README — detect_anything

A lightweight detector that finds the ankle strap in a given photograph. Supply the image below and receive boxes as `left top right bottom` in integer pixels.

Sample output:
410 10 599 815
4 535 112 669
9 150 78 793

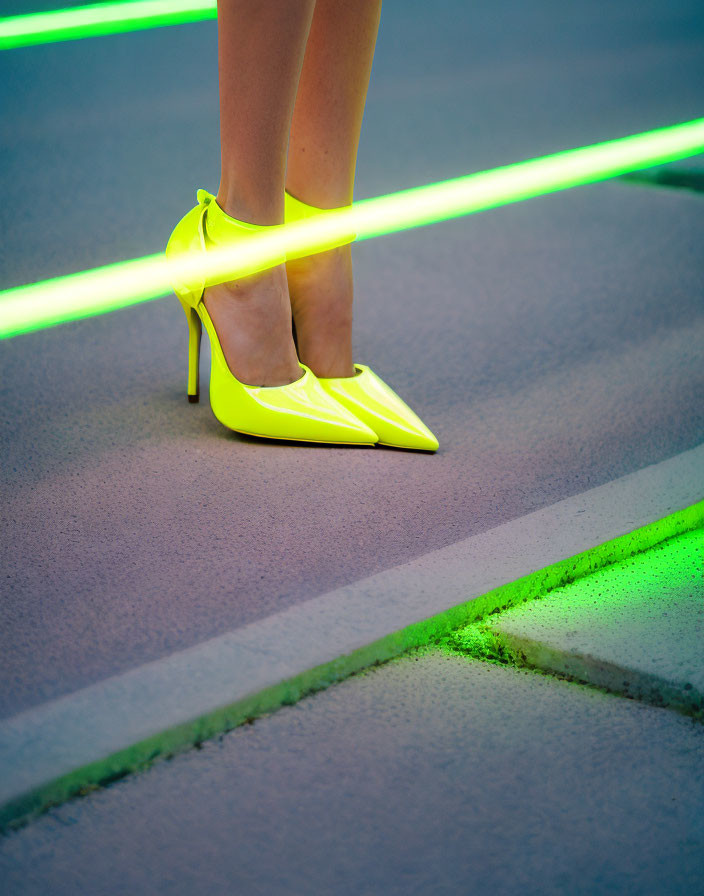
195 189 286 272
197 189 276 241
284 191 357 257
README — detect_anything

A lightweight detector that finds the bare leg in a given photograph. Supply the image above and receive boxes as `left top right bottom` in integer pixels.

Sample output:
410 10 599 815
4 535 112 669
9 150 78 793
286 0 382 378
204 0 315 387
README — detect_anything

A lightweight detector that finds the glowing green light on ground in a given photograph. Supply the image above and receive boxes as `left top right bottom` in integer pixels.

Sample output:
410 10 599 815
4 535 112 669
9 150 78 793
444 524 704 716
2 117 703 340
449 527 704 659
0 0 216 50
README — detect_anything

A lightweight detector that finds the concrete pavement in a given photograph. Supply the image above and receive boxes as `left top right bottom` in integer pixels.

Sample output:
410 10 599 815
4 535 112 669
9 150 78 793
1 651 703 895
0 0 703 855
1 452 700 831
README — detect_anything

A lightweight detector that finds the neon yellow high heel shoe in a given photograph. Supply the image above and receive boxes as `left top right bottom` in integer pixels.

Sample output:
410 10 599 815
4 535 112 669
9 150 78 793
284 191 439 452
165 189 378 446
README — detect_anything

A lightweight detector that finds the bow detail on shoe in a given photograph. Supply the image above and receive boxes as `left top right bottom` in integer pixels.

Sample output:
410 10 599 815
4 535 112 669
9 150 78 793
195 189 216 257
164 191 213 307
196 188 214 207
166 188 288 309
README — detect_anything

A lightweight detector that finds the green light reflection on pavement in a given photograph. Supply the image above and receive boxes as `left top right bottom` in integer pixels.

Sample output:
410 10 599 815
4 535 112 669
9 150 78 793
450 527 703 657
445 525 704 723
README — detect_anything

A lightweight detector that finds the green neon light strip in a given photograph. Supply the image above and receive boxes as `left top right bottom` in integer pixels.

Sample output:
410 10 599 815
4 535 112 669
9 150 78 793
2 116 703 340
0 1 216 50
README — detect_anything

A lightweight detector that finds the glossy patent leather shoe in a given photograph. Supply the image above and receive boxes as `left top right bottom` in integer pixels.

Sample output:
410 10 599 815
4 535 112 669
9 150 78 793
318 365 439 452
165 190 378 446
284 191 439 451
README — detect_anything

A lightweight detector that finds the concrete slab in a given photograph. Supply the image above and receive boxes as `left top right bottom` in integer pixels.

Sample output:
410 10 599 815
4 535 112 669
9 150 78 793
1 653 703 895
450 528 704 716
1 449 701 831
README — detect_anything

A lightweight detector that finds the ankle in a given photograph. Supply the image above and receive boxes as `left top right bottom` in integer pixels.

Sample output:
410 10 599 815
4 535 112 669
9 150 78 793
295 327 355 379
287 248 356 379
287 244 353 292
216 188 284 227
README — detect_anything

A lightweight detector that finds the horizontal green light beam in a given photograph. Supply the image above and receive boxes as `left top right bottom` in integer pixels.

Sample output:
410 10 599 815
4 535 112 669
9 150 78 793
2 117 703 340
0 0 216 50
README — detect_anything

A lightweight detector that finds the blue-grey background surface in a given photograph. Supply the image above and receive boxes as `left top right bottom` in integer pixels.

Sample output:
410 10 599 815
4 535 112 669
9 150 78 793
1 0 703 719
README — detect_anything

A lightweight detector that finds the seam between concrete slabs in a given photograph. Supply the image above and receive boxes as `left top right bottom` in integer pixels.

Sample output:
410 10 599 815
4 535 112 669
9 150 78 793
444 527 704 718
1 443 703 832
457 627 704 719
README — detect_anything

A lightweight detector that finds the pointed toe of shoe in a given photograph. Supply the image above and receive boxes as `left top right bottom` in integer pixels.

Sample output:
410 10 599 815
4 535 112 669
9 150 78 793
247 365 379 445
235 365 379 445
318 365 439 452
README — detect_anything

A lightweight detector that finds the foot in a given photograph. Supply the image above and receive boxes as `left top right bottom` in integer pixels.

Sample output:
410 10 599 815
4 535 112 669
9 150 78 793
286 244 357 379
202 264 302 387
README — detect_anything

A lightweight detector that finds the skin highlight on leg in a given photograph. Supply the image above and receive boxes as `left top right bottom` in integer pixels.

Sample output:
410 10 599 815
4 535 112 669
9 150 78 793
286 0 383 379
204 0 315 387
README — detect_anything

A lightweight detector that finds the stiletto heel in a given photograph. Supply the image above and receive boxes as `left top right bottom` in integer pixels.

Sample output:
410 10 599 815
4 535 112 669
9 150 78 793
284 191 439 451
178 295 202 403
166 190 378 445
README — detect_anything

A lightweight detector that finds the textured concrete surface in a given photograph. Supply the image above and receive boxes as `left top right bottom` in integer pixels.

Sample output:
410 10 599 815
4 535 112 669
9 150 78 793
1 0 703 720
453 527 704 716
1 652 703 895
1 0 702 878
2 451 701 830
